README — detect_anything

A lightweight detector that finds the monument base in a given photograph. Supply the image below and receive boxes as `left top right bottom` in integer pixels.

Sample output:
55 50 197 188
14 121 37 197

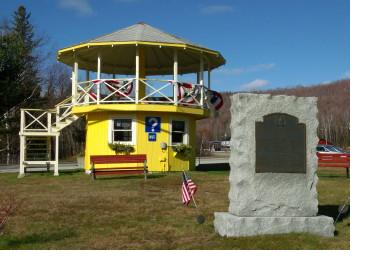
214 212 335 237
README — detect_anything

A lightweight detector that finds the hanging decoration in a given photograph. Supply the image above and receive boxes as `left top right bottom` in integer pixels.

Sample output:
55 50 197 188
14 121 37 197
176 82 201 104
206 90 224 111
105 79 133 97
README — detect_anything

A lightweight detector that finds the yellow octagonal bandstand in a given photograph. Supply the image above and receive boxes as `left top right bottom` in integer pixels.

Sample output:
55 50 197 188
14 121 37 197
18 23 225 176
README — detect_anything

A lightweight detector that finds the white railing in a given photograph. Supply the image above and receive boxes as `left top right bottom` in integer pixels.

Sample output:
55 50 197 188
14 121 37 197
20 109 56 133
55 96 73 124
20 98 74 133
73 78 208 108
75 78 136 105
20 78 209 134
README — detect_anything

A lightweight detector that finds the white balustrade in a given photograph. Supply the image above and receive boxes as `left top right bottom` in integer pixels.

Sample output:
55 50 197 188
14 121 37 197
72 78 208 108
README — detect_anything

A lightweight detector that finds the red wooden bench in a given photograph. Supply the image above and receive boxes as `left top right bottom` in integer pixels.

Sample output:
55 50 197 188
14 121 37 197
317 152 350 178
90 154 148 180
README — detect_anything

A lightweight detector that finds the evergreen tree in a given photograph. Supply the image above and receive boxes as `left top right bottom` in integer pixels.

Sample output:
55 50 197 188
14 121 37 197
0 6 43 164
11 5 42 102
0 23 23 115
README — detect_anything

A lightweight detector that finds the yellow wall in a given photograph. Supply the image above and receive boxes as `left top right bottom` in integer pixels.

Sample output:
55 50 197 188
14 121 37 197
84 111 196 172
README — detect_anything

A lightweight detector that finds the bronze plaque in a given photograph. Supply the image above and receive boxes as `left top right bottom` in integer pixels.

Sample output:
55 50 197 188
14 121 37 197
255 113 306 173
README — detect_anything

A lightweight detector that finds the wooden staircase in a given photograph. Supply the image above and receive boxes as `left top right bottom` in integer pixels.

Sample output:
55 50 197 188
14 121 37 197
18 96 79 177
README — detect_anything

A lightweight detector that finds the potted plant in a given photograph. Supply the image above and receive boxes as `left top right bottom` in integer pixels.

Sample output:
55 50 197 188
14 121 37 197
108 143 135 155
172 144 193 158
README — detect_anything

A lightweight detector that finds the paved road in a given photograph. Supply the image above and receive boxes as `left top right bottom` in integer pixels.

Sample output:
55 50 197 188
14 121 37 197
195 157 229 165
0 157 230 173
0 162 79 173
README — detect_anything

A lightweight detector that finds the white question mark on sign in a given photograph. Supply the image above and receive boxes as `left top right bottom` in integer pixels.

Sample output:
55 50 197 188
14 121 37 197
149 117 158 132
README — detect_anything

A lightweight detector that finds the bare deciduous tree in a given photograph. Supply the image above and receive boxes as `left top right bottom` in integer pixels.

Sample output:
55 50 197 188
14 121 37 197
196 79 350 154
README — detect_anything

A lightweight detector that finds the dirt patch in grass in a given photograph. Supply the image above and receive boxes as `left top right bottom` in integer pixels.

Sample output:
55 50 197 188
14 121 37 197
0 168 349 249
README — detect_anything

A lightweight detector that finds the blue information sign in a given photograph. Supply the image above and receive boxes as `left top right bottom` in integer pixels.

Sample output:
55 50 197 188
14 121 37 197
148 133 157 142
145 117 161 132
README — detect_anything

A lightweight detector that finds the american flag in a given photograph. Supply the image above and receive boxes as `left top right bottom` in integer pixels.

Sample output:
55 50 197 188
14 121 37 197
181 172 197 206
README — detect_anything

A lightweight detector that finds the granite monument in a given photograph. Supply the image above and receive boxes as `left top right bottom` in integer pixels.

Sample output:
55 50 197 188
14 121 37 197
214 93 335 237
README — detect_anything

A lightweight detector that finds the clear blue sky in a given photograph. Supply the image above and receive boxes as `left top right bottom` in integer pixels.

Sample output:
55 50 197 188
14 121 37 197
1 0 349 92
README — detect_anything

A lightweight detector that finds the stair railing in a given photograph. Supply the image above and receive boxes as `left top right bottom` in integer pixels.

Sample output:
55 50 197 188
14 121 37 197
20 109 56 134
55 96 73 124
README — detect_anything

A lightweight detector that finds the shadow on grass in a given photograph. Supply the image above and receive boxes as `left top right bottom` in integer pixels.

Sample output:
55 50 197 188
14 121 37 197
26 170 83 176
95 173 167 181
0 228 77 249
196 163 230 171
317 173 349 178
318 205 350 222
59 170 84 176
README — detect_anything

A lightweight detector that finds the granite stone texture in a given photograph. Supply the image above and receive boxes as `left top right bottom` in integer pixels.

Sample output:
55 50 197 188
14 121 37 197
213 93 335 237
228 93 319 217
214 212 335 237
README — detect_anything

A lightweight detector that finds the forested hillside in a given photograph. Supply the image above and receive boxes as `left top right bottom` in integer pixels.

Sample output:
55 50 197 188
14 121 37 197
197 79 350 149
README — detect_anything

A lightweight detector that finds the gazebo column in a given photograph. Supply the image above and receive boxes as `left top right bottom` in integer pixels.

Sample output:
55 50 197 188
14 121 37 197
85 70 90 103
97 54 101 104
72 60 78 104
199 55 204 85
173 49 178 105
207 62 211 90
135 46 146 104
196 55 205 84
199 55 205 106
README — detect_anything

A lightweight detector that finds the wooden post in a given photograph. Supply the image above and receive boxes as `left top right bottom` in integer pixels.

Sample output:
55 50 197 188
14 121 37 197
20 109 25 134
85 70 90 104
47 137 51 161
200 85 204 107
18 135 25 178
72 61 78 104
18 109 26 178
97 54 101 104
199 55 204 106
135 47 140 104
173 49 178 105
56 106 60 124
199 55 204 85
207 62 211 90
47 112 52 133
97 54 101 80
54 134 59 176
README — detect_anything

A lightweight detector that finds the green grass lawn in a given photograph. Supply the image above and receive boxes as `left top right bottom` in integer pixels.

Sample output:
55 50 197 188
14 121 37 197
0 168 349 250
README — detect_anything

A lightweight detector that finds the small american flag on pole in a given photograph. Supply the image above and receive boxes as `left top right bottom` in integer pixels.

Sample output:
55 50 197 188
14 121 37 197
181 171 197 206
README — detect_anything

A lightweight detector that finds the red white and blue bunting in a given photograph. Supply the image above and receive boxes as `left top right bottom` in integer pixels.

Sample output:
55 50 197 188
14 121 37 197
206 89 224 111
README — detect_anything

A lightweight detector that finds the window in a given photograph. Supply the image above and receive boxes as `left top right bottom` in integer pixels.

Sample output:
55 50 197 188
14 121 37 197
110 118 135 144
171 119 188 145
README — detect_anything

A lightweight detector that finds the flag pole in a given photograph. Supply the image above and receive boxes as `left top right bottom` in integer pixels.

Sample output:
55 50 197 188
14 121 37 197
183 170 198 209
191 192 198 208
182 171 205 224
